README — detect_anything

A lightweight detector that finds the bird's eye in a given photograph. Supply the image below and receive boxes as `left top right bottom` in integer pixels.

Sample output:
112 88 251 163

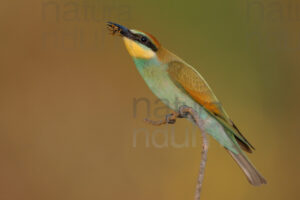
141 36 147 42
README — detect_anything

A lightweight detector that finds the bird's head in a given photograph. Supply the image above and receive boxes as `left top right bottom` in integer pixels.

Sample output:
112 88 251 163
107 22 161 59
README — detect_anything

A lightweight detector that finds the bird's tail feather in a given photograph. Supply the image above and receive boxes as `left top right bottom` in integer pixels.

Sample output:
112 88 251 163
226 149 267 186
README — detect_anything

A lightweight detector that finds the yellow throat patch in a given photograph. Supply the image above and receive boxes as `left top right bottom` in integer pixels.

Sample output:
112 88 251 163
123 37 155 59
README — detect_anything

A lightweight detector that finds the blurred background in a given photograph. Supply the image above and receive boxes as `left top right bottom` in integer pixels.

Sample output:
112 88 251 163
0 0 299 199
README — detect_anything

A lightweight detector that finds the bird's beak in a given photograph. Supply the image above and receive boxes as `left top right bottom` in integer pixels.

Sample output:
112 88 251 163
106 22 133 38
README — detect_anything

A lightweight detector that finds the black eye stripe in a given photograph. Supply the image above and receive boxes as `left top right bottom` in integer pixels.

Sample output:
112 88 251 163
133 34 158 52
122 29 158 52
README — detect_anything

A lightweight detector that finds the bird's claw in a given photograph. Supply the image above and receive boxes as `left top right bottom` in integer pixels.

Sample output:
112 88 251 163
178 105 191 118
165 113 177 124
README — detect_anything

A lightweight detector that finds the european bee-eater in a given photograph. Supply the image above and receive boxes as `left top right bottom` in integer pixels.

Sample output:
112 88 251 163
107 22 267 186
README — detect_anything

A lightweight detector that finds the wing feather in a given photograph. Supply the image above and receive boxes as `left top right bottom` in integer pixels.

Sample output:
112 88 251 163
167 60 254 152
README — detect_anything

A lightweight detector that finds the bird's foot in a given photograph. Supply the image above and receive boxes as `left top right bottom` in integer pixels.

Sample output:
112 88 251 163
144 111 179 126
178 105 192 118
144 106 194 126
165 112 178 124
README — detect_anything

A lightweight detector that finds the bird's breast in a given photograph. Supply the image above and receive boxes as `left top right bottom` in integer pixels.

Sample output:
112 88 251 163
135 61 197 111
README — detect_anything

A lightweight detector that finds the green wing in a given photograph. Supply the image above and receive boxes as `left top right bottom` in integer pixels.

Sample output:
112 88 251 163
167 60 254 152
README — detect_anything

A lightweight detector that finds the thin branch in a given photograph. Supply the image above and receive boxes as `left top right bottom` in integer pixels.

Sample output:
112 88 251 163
145 106 208 200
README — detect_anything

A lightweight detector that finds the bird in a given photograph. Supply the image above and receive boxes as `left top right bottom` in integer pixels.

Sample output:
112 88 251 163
106 22 267 186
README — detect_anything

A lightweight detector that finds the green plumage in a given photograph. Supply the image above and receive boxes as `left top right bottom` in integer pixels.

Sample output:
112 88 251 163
107 22 266 186
134 57 239 154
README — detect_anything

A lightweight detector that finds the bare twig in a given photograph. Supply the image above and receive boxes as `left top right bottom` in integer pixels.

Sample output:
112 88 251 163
145 106 208 200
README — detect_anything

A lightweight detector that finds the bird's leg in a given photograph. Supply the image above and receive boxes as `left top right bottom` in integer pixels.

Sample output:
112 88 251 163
144 111 180 126
144 106 195 125
178 105 193 118
165 112 178 124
